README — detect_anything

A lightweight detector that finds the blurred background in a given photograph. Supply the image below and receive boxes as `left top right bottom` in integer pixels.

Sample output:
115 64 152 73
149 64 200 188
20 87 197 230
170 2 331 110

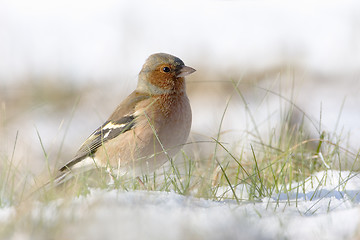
1 0 360 176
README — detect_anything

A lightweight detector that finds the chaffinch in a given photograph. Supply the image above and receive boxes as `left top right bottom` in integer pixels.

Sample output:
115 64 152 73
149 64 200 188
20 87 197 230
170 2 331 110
54 53 195 185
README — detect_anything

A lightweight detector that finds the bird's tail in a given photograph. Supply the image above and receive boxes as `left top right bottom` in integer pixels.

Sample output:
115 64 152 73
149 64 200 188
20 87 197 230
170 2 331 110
21 169 71 201
24 157 97 201
48 169 73 187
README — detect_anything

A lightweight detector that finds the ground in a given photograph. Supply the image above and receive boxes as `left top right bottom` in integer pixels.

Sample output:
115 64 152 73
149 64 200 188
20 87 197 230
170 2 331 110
1 170 359 240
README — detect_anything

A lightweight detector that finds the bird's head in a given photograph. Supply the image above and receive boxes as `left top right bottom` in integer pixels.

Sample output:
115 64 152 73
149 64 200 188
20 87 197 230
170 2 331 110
137 53 196 95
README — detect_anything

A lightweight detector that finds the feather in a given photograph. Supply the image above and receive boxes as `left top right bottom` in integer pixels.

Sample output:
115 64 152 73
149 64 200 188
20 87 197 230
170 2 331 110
59 115 136 172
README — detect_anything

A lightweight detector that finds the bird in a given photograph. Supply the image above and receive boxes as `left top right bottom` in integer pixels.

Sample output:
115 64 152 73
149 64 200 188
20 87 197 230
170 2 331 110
52 53 195 186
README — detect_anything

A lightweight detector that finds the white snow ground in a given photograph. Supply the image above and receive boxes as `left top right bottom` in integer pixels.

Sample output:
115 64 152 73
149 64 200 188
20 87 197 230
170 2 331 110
1 170 360 240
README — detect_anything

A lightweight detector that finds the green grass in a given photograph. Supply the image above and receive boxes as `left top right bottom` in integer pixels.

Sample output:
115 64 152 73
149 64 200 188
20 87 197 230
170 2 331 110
2 81 360 202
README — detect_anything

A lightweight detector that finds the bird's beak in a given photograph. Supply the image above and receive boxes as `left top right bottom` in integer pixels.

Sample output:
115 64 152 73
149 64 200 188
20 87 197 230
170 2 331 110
176 66 196 78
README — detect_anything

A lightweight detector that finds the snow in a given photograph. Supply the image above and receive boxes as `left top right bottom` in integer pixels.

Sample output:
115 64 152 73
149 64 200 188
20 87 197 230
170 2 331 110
1 170 360 239
1 0 360 169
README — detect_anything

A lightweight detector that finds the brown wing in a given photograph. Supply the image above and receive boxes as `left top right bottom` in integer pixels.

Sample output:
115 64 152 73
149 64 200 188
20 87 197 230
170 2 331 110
59 91 150 172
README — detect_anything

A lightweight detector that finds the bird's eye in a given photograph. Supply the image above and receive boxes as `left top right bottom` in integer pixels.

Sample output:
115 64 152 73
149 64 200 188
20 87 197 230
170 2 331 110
162 67 171 73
